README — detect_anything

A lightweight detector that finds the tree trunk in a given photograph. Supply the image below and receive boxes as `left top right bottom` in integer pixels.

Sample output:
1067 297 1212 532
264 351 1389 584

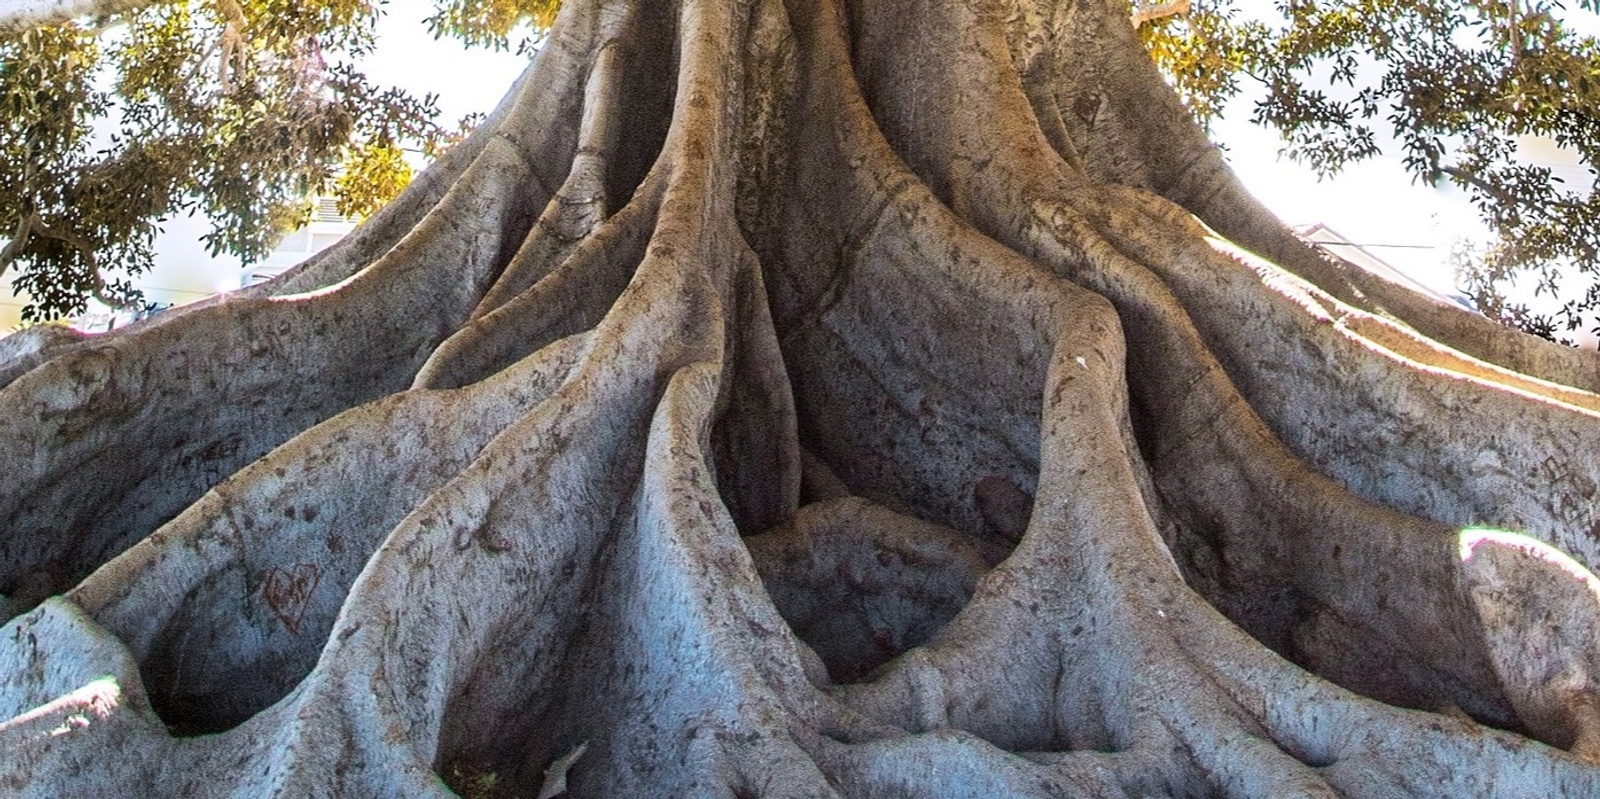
6 0 1600 795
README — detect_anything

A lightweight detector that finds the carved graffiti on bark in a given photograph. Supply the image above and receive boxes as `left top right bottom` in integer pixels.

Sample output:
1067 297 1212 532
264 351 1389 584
261 564 320 635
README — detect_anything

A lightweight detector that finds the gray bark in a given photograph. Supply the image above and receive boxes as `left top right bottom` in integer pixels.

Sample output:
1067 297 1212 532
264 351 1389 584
5 0 1600 795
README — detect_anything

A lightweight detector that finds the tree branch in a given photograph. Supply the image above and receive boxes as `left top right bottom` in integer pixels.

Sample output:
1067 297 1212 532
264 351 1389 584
0 214 31 283
216 0 246 91
26 213 129 310
1131 0 1190 26
1441 165 1522 213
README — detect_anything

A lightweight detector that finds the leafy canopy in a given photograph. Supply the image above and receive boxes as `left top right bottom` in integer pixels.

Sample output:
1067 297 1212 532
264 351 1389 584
0 0 555 321
1140 0 1600 342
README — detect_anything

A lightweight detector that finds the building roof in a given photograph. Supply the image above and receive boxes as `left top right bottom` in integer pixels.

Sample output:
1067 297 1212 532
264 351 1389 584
1296 222 1475 311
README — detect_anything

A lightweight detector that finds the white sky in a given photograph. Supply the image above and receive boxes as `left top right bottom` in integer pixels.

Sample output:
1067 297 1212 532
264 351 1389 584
362 5 531 137
1210 2 1600 299
1210 96 1480 295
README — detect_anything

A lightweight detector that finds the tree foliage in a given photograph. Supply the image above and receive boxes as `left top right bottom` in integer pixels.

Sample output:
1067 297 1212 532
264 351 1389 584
1140 0 1600 341
0 0 555 322
425 0 559 52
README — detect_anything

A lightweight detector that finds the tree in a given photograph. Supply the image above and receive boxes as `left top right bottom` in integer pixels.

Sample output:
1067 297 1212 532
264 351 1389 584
6 0 1600 795
1139 0 1600 344
0 0 468 322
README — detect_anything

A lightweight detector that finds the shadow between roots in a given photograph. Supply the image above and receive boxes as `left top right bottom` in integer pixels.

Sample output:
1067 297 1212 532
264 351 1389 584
745 496 1004 682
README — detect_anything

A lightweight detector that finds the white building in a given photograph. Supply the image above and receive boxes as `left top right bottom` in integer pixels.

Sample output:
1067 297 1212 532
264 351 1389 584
1 198 354 334
1296 222 1476 311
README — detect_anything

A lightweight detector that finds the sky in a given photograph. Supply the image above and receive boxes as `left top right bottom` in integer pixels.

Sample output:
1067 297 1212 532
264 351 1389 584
1209 4 1600 300
3 1 1598 330
0 5 532 328
362 6 531 140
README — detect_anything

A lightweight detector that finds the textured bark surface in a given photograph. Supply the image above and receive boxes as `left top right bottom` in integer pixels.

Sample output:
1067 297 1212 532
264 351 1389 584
6 0 1600 795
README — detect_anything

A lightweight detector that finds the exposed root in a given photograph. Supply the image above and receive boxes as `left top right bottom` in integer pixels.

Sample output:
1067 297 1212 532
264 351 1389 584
1006 0 1600 395
70 332 590 732
416 173 663 390
0 39 568 605
5 0 1600 795
855 0 1600 571
0 0 824 794
1022 117 1600 767
1053 188 1600 563
798 0 1600 786
471 16 639 318
1170 146 1600 395
0 323 85 390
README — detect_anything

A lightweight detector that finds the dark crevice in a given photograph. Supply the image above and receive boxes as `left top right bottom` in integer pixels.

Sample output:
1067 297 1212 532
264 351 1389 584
608 4 677 209
746 497 994 683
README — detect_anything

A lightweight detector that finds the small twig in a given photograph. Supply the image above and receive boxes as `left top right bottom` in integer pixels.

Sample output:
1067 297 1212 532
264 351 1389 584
535 741 588 799
3 139 39 281
26 212 130 310
1440 165 1521 211
1507 0 1522 62
216 0 247 91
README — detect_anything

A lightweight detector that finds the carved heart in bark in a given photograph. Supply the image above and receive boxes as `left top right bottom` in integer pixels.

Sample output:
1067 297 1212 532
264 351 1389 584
261 563 320 635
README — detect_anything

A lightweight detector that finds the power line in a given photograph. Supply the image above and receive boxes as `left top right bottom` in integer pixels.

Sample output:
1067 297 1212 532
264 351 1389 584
1318 242 1435 250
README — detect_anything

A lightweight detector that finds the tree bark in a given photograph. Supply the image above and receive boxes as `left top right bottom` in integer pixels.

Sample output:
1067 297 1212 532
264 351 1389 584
5 0 1600 795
